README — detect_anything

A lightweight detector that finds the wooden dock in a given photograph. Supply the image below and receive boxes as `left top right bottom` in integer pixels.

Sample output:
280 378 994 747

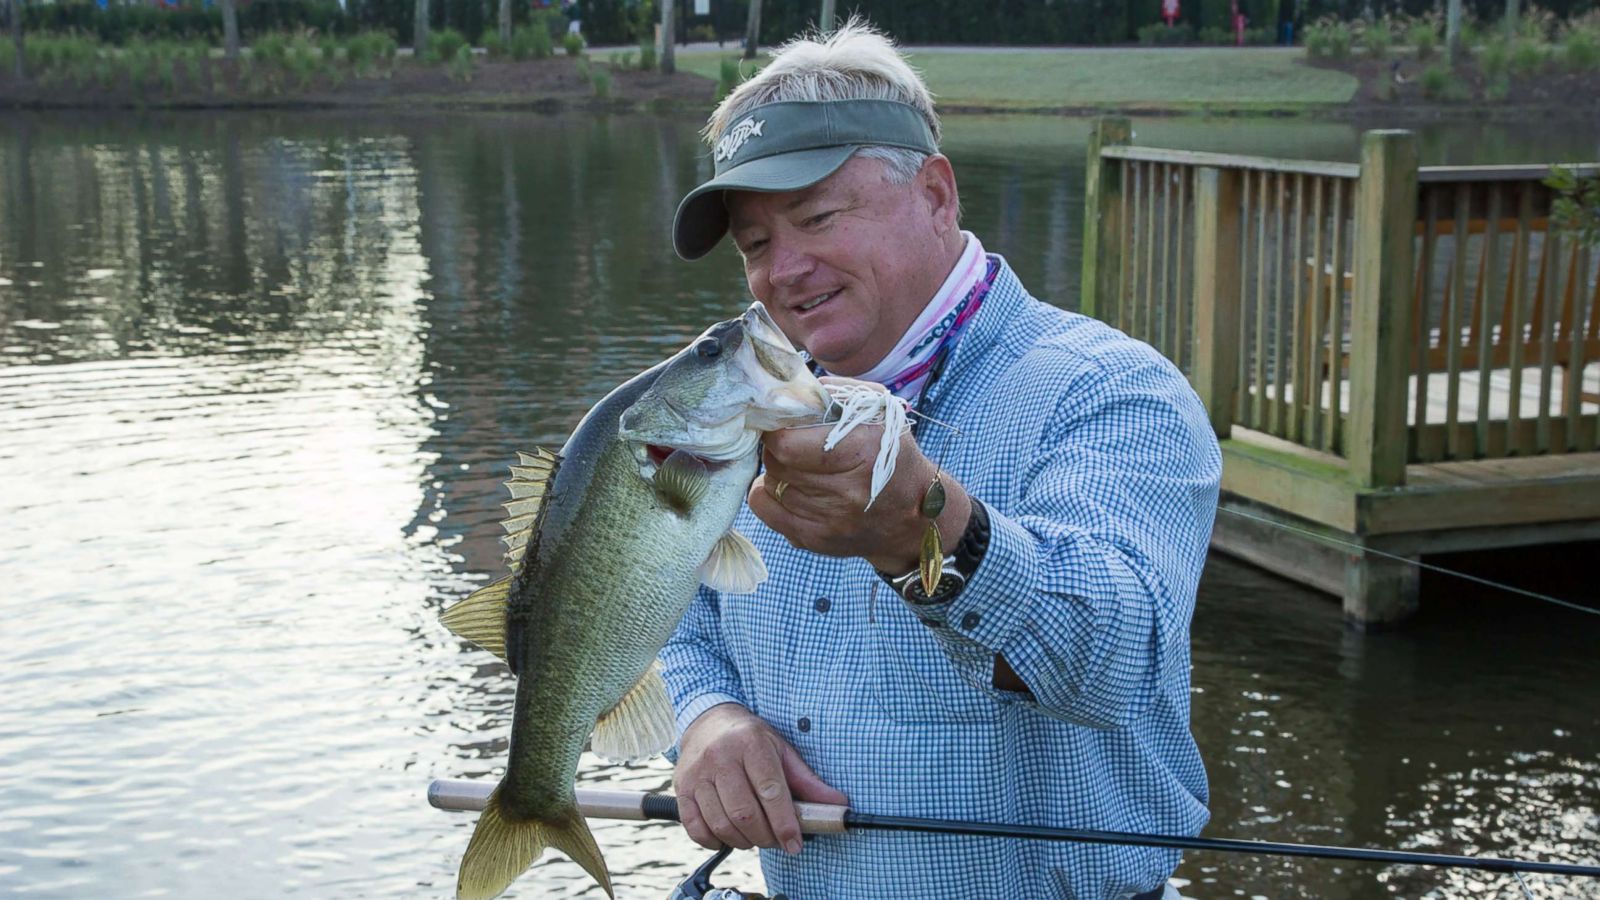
1080 118 1600 626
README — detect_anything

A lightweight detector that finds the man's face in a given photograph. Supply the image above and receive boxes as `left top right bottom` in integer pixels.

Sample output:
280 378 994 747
725 155 956 376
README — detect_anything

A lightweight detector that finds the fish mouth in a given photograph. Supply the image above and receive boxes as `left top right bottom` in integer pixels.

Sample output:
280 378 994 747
644 444 734 470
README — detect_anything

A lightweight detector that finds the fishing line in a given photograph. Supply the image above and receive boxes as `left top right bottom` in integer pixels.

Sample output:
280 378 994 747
1217 506 1599 618
1514 871 1537 900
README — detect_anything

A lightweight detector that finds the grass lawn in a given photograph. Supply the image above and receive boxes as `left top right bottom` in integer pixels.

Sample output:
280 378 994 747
674 47 1359 111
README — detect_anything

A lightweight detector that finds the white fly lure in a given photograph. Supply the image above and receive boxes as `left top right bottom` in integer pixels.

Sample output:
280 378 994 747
817 376 912 510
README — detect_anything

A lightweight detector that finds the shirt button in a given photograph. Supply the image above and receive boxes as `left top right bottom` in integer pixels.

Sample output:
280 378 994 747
813 597 830 613
960 611 981 630
797 716 811 733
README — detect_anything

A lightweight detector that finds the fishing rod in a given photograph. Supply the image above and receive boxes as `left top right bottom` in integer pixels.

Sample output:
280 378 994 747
426 779 1600 880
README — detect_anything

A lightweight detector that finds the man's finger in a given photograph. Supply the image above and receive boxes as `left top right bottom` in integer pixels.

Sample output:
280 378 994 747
694 782 750 849
780 741 850 806
677 791 720 851
714 773 779 850
745 740 803 854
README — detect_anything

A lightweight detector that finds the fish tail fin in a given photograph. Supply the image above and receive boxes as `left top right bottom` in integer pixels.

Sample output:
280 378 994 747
457 787 613 900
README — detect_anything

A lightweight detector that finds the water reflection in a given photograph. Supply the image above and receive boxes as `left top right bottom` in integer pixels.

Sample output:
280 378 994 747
0 110 1596 899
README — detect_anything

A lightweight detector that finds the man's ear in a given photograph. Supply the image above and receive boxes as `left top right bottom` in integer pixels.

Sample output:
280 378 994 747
917 154 961 236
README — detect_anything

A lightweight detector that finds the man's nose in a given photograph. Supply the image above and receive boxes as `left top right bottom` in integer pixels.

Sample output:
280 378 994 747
765 241 815 289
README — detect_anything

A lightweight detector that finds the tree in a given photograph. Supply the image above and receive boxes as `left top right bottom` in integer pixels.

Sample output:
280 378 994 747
498 0 511 48
1503 0 1520 34
820 0 836 34
743 0 761 61
1446 0 1462 61
414 0 430 58
7 0 22 80
660 0 674 73
221 0 240 61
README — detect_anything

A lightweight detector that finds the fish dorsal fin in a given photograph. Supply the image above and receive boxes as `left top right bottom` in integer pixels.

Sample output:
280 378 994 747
699 529 768 594
440 577 511 660
502 448 559 568
589 662 676 763
652 449 709 514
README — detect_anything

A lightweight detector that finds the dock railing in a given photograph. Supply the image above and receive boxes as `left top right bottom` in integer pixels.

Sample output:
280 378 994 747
1083 119 1600 490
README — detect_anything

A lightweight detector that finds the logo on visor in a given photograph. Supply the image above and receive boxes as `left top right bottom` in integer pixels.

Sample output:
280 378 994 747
713 117 766 164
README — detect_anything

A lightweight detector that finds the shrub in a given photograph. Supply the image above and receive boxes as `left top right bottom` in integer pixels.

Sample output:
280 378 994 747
1198 26 1230 45
1358 16 1393 58
1304 17 1353 60
1485 73 1511 100
1137 23 1195 46
590 63 610 98
1479 35 1512 79
253 32 290 67
481 30 506 59
1419 62 1456 99
428 27 468 65
1510 36 1545 74
715 55 740 102
512 23 553 60
1561 23 1600 71
1405 13 1440 60
448 43 474 81
639 36 656 71
1514 7 1557 42
563 32 584 56
346 31 397 77
1546 166 1600 247
284 32 322 87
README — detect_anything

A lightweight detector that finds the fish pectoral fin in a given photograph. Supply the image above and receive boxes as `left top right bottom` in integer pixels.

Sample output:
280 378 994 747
652 448 710 514
699 528 768 594
589 661 677 763
457 787 613 900
439 578 510 661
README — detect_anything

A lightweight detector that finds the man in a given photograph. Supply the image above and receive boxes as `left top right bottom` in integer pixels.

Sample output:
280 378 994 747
660 21 1220 900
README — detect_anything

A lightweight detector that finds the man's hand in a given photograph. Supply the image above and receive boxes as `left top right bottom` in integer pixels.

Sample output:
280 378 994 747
675 703 848 854
749 403 972 574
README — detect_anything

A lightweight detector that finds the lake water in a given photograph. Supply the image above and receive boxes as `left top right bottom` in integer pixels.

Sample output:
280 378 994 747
1 110 1597 900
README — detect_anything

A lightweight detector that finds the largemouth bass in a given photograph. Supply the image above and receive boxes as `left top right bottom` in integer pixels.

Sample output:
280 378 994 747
441 302 831 900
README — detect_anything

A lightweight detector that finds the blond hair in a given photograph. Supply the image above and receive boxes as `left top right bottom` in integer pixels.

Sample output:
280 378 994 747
706 19 940 184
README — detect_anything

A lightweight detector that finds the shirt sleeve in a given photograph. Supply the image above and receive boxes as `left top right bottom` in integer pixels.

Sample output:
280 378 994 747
659 585 749 742
919 357 1221 730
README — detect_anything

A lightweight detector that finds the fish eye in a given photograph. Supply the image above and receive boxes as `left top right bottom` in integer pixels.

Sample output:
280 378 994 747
695 337 722 360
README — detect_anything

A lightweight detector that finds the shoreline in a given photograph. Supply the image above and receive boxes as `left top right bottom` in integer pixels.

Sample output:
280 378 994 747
3 50 1597 123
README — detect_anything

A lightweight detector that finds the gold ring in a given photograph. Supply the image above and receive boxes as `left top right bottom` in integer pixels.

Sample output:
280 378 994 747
771 480 789 502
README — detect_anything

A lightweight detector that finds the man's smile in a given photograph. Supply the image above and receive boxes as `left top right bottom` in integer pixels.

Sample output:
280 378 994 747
794 290 839 313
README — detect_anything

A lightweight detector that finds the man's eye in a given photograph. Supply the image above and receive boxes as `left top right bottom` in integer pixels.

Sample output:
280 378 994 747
805 211 836 227
740 239 767 255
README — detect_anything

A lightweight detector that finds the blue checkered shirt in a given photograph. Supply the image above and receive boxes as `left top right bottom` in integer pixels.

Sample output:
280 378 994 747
660 256 1221 899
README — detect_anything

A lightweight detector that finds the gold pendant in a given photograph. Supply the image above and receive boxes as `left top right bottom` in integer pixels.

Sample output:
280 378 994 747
919 521 943 597
917 474 946 597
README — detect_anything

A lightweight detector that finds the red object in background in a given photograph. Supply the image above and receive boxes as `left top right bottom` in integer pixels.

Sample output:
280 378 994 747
1231 0 1246 45
1161 0 1179 26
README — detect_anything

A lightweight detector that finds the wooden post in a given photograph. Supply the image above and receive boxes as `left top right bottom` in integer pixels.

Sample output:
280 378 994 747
1343 541 1419 627
1346 130 1417 489
1080 117 1131 324
1191 166 1243 439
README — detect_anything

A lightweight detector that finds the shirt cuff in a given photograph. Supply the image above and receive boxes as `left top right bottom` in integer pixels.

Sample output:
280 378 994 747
674 691 747 740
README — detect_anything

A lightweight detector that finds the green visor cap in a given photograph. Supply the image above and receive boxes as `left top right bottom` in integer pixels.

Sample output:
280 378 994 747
672 99 939 260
